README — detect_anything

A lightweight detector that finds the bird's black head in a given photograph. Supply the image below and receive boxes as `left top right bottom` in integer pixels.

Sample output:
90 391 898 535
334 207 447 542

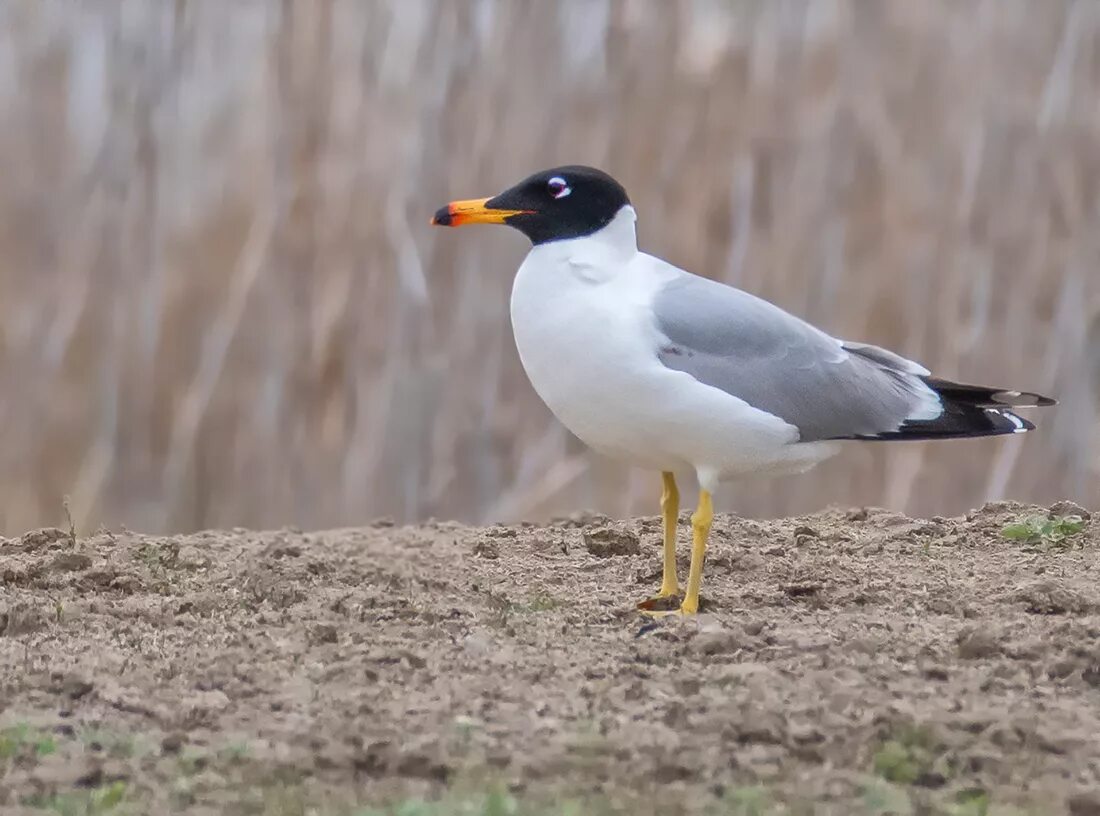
431 165 631 245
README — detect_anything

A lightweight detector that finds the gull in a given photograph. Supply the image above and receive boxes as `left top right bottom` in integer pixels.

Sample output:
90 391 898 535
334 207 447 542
432 166 1055 616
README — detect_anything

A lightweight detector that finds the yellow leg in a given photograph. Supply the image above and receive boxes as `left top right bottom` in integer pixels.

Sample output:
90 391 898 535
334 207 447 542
658 472 680 597
680 490 713 615
636 472 681 612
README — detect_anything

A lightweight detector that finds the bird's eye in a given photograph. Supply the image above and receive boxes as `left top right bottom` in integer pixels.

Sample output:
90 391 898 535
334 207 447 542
547 177 571 199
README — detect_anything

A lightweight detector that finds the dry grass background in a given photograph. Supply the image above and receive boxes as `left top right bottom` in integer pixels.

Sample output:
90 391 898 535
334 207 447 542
0 0 1097 536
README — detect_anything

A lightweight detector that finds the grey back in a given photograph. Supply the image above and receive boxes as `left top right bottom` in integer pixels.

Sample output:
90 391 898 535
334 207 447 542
652 274 939 441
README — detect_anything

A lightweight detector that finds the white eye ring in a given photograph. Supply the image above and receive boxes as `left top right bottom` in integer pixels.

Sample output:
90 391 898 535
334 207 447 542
548 177 571 199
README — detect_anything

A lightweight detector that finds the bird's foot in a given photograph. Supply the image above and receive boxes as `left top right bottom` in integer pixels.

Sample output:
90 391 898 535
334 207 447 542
636 590 702 617
636 587 683 616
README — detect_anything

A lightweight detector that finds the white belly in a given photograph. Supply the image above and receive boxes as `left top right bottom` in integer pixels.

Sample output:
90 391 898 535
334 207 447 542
509 249 839 485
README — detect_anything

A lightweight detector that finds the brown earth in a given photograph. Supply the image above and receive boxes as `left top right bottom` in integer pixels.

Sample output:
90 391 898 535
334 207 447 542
1 501 1099 816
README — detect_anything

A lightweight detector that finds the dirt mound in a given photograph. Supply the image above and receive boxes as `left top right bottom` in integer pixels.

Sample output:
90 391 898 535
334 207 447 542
1 502 1098 815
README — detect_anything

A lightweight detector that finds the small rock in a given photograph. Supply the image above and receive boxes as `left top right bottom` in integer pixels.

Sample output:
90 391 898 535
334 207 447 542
462 632 494 657
109 574 143 593
1050 501 1091 521
1037 730 1077 755
20 528 70 551
310 624 339 645
1083 660 1100 688
922 665 949 681
1069 792 1100 816
662 702 688 728
583 526 641 558
49 552 92 572
955 713 995 734
1 562 40 586
792 525 818 546
957 627 1001 659
988 725 1024 750
1017 581 1092 615
735 710 785 744
926 596 958 615
788 721 825 745
914 770 947 788
876 512 914 527
1048 658 1079 680
74 760 105 788
83 570 118 588
470 537 499 559
554 510 613 529
394 751 450 781
161 733 186 754
270 545 302 558
847 637 884 656
742 619 767 636
402 651 427 669
63 676 94 700
1005 639 1046 661
676 678 702 696
654 762 692 783
353 740 393 775
691 625 749 656
0 604 47 637
964 750 1004 775
784 582 823 598
972 500 1025 519
886 522 946 541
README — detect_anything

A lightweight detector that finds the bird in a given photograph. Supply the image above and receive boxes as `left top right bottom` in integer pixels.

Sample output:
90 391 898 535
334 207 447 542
431 165 1055 616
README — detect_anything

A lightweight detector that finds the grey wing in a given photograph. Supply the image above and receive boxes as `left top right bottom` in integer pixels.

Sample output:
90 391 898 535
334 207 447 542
652 273 942 442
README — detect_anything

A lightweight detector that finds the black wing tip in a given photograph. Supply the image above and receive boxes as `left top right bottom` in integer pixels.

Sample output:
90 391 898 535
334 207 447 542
849 406 1037 442
828 377 1053 443
921 378 1056 408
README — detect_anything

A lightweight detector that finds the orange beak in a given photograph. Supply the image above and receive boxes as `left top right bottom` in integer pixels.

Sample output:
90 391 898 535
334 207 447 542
431 197 532 227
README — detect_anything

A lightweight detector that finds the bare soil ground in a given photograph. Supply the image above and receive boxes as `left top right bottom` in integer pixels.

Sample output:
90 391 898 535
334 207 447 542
1 501 1099 816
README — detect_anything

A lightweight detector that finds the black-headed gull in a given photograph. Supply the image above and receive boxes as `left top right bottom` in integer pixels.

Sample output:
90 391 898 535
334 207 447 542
432 165 1054 616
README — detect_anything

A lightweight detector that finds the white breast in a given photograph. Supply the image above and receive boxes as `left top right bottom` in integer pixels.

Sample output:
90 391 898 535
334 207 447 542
511 253 664 463
508 208 835 487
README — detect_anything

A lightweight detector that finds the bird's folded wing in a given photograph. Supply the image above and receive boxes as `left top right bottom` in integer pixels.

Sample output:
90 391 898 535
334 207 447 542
651 272 942 442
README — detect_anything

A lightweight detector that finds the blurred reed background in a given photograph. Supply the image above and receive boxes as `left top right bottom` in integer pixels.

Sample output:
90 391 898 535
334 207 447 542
0 0 1097 536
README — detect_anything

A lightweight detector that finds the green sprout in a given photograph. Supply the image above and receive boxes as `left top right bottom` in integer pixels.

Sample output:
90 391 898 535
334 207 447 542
1001 514 1087 550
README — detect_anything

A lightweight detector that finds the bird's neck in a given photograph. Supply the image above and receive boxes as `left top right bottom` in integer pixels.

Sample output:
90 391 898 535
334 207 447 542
527 205 638 280
584 205 638 257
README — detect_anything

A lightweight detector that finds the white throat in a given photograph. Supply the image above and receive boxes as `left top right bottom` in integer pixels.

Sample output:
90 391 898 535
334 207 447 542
527 205 639 281
582 204 638 255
